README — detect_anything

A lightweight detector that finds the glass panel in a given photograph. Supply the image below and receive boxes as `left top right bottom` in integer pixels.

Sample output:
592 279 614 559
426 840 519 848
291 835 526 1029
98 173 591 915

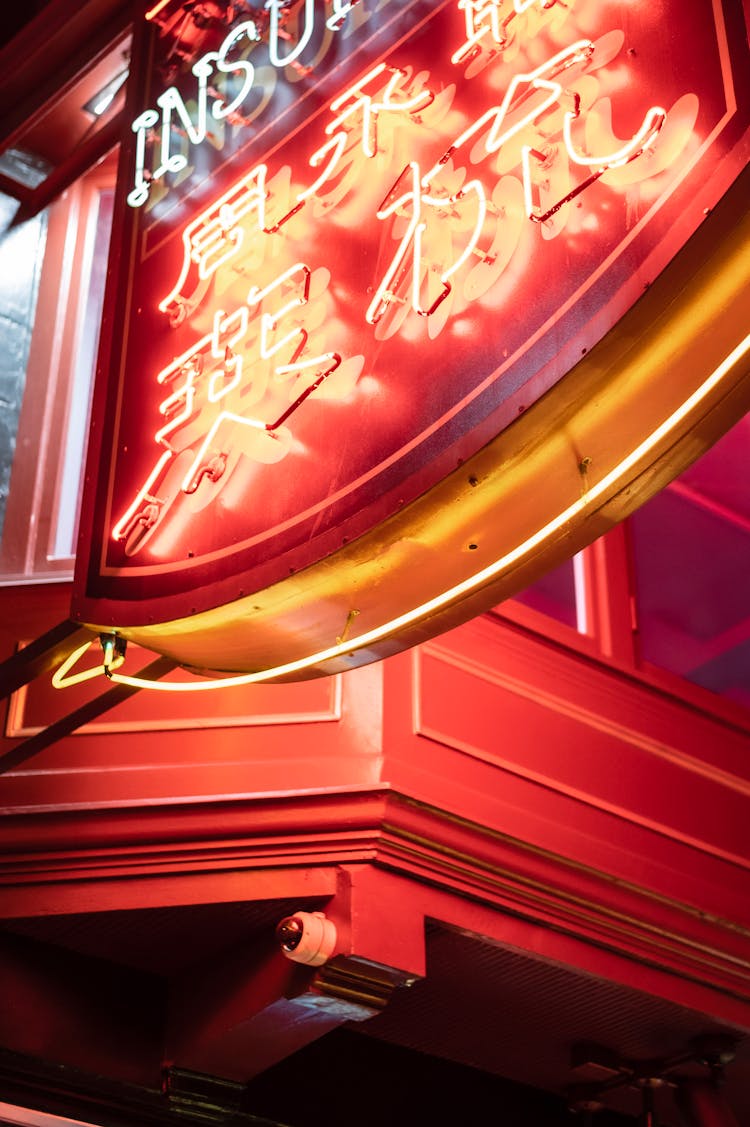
0 166 115 582
0 193 47 538
52 188 114 559
630 415 750 709
512 554 582 631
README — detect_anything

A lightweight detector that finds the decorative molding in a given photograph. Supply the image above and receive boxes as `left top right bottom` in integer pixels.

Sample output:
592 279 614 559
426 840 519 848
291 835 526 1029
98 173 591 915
416 627 750 792
375 796 750 1011
0 787 748 1021
411 628 750 870
6 652 342 738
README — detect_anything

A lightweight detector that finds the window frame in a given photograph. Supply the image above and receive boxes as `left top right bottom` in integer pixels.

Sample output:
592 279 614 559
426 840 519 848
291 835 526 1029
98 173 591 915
493 508 750 734
0 152 117 583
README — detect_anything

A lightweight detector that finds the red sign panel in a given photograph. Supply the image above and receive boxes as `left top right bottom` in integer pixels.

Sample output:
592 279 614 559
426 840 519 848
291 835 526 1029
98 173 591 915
71 0 750 680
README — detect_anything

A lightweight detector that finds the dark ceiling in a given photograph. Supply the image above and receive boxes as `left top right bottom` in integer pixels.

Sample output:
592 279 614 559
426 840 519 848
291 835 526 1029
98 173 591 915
2 901 748 1127
0 9 46 49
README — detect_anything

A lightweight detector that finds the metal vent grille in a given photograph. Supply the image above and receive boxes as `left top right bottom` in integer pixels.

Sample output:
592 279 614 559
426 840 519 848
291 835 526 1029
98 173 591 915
359 924 750 1119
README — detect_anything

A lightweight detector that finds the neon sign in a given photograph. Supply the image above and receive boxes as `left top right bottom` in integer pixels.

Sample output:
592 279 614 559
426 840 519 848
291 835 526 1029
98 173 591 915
129 20 259 208
68 0 750 685
116 23 669 551
129 1 376 207
113 262 343 552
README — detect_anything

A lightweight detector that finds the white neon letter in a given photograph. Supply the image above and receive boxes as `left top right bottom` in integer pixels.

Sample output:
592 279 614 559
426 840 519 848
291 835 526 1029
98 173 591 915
153 75 209 180
268 0 315 68
204 21 258 120
327 0 358 30
127 108 160 208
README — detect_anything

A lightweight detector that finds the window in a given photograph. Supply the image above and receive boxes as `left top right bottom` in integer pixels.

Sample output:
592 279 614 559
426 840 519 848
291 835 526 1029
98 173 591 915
0 154 48 540
511 553 586 634
498 413 750 719
0 155 115 582
630 416 750 710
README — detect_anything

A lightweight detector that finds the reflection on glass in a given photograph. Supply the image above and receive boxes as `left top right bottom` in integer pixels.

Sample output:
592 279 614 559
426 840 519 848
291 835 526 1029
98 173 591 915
512 553 583 632
0 194 48 539
630 415 750 709
53 189 114 559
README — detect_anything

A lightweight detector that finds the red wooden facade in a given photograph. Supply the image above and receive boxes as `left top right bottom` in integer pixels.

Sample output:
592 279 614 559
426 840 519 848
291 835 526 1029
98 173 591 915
0 3 749 1125
1 562 749 1123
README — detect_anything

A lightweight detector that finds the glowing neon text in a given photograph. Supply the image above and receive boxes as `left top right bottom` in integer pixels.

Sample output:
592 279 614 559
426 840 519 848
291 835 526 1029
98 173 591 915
372 39 665 321
159 65 434 319
115 5 684 557
128 2 364 208
113 264 341 552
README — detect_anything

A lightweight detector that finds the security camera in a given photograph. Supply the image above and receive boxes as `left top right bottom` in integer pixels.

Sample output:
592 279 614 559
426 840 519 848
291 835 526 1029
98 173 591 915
275 911 337 966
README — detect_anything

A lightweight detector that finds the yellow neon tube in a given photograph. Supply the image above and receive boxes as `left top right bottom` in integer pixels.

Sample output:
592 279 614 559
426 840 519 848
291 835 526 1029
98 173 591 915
53 332 750 693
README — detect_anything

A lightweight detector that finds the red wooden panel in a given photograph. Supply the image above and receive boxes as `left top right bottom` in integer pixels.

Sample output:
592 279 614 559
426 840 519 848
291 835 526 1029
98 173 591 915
0 586 384 809
8 644 341 737
414 628 750 866
379 634 750 937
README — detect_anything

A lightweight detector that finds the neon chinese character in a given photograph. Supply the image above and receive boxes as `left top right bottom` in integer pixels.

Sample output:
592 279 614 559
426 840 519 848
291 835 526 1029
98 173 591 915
433 39 665 225
453 0 563 64
439 40 595 166
183 266 341 496
113 264 341 553
366 161 487 325
523 98 666 223
325 63 434 160
276 64 434 227
453 0 511 65
159 165 270 322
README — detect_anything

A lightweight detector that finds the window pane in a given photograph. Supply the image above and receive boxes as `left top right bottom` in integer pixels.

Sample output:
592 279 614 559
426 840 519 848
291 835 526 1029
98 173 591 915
0 194 47 538
512 554 581 631
0 163 115 582
52 188 114 559
630 415 750 708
